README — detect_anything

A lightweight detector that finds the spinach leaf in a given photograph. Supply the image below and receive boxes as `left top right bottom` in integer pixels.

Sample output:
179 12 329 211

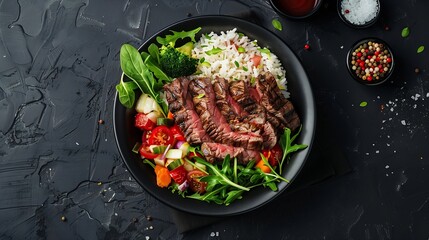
115 79 138 108
141 51 172 85
120 44 168 115
148 43 160 64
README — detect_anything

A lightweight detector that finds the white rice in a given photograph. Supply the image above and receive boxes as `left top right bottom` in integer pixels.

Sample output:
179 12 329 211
192 28 289 98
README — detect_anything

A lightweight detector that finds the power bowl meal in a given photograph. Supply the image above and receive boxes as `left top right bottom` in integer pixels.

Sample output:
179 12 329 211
114 18 313 210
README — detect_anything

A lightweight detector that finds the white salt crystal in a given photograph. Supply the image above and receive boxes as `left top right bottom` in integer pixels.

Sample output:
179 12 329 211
401 120 406 125
341 0 379 25
385 165 390 169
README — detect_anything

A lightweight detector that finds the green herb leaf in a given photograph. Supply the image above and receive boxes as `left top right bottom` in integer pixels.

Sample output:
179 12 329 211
234 61 240 67
196 93 205 99
360 101 368 107
148 43 160 64
115 79 138 108
141 52 171 84
237 47 245 53
417 45 425 53
156 27 201 47
401 27 410 38
120 44 167 115
205 47 223 55
243 66 248 71
258 47 271 55
272 19 283 31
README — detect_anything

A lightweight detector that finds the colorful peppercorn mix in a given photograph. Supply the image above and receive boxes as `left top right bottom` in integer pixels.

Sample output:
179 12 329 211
349 40 393 83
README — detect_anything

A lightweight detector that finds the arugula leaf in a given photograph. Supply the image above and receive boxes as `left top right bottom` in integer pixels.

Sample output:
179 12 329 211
195 158 250 191
279 127 307 174
156 27 202 47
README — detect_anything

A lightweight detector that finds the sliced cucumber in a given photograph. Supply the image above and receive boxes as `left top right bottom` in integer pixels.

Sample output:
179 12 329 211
157 118 174 127
154 155 165 166
149 145 167 154
178 142 191 157
135 94 148 113
132 142 141 154
136 93 164 114
146 111 162 123
165 149 183 159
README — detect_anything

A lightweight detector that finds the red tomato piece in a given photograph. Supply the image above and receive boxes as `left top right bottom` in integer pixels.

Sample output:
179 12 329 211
187 170 207 194
139 144 159 159
142 130 152 145
251 55 262 67
149 126 174 146
262 144 282 167
170 125 186 141
187 151 203 159
135 113 156 131
169 165 187 184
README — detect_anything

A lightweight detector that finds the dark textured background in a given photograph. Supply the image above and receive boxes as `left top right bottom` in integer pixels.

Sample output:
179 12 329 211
0 0 428 239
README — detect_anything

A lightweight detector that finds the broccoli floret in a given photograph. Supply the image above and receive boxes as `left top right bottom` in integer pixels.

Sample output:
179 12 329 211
159 42 198 78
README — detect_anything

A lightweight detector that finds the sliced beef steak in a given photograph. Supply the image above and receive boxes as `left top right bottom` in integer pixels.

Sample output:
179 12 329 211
163 73 300 164
188 78 263 150
229 80 278 148
253 73 301 132
201 142 261 164
163 77 211 144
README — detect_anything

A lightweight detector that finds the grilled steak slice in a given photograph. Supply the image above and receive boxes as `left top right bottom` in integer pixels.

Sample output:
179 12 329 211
253 73 300 132
213 77 258 133
201 142 261 164
189 78 263 150
229 80 278 148
163 77 212 144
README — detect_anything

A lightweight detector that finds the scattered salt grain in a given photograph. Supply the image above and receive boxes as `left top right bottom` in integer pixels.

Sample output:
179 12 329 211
376 150 380 154
76 142 79 146
385 165 390 169
401 120 406 125
341 0 380 25
426 92 429 98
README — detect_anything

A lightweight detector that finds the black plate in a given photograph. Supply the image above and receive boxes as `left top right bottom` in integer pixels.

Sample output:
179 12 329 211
113 15 316 216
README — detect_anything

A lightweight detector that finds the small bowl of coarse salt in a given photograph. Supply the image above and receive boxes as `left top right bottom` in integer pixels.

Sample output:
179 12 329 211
338 0 380 28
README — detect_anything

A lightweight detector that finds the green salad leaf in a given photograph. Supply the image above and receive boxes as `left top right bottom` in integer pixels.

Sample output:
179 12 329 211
119 44 168 114
184 127 308 205
156 27 202 47
272 19 283 31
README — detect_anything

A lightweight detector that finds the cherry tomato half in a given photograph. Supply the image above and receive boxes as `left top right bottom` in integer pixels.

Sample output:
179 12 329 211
262 144 282 167
170 125 186 142
142 130 152 145
187 170 207 194
149 126 174 146
139 144 159 159
135 113 155 131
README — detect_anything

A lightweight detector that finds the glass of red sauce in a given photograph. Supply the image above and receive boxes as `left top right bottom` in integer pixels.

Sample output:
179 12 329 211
270 0 322 19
